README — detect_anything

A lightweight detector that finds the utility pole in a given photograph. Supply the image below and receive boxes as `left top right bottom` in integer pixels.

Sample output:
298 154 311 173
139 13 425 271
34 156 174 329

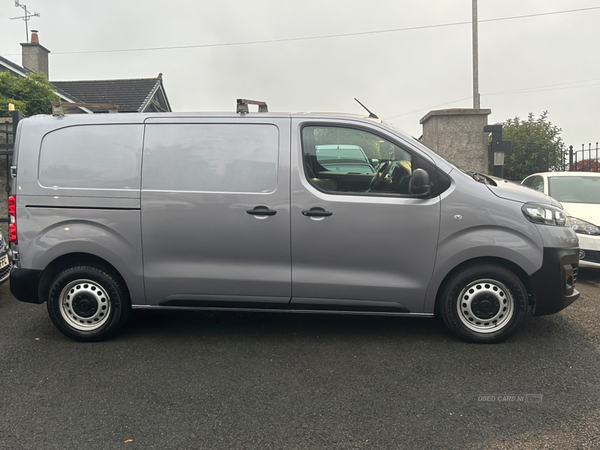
472 0 480 109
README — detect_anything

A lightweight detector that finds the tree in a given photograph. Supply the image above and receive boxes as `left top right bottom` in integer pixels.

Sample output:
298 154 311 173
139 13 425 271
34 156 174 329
499 111 564 181
0 71 59 117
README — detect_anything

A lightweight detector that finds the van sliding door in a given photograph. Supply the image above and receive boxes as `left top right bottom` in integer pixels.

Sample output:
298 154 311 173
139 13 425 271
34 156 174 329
141 118 291 307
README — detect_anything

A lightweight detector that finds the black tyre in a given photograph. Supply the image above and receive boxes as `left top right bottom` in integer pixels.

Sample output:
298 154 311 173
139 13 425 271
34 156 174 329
47 265 131 342
439 264 528 343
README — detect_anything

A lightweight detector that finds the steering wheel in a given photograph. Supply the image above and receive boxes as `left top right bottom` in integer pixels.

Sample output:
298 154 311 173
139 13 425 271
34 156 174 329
368 161 392 191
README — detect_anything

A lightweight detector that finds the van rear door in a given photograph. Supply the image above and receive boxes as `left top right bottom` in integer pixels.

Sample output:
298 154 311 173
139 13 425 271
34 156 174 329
141 117 291 307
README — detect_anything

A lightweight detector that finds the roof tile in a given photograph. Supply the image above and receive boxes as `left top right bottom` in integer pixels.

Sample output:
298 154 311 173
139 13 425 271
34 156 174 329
51 78 162 112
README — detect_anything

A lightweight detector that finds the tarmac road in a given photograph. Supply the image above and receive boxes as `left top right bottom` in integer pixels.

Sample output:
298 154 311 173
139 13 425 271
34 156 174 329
1 270 600 450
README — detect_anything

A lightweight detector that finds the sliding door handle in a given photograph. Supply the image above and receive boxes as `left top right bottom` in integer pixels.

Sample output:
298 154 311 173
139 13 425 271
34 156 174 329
302 207 333 217
246 206 277 216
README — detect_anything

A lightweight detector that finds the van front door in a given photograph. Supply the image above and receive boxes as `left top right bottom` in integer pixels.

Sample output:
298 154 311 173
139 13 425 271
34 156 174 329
290 121 440 313
141 118 291 307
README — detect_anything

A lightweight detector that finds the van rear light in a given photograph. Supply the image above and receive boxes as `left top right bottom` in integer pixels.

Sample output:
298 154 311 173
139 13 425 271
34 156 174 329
8 195 17 244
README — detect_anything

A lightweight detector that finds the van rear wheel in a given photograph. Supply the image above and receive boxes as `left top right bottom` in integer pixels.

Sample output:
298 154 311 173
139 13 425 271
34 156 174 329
47 266 130 342
439 264 528 343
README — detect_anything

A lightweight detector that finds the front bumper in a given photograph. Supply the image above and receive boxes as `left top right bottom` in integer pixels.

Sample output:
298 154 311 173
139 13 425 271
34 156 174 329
578 255 600 269
530 247 579 316
575 233 600 268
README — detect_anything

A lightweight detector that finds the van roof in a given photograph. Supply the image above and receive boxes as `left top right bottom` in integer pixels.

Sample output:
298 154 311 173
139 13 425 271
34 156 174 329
29 110 373 120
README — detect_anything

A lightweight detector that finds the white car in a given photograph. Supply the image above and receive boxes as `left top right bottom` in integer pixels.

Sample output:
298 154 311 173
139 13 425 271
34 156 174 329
522 171 600 268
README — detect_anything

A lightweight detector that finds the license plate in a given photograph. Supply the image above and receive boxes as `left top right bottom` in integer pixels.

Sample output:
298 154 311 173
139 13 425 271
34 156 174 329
0 254 9 269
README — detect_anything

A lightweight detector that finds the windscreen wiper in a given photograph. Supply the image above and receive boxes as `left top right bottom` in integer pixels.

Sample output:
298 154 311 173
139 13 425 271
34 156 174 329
467 171 497 186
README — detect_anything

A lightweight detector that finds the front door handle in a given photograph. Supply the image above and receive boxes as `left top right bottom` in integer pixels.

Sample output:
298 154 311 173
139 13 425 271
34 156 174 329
302 207 333 217
246 206 277 216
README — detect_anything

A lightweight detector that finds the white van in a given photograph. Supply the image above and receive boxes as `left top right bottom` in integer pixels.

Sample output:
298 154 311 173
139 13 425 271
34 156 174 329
9 106 580 343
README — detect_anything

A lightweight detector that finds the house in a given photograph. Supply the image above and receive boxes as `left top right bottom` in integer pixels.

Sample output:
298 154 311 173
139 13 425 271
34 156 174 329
52 77 171 113
0 31 171 114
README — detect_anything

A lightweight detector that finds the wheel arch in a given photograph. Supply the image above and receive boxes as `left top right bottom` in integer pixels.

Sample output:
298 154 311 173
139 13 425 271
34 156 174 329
38 253 130 304
433 256 533 317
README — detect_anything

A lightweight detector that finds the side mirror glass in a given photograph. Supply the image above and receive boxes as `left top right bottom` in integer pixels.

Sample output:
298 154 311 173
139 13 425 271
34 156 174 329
410 168 431 196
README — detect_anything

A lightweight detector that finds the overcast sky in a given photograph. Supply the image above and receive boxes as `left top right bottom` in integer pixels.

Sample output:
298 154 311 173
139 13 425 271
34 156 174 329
1 0 599 147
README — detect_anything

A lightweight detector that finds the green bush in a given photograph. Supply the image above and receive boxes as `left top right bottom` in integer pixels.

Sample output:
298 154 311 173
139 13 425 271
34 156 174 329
499 111 564 181
0 71 59 117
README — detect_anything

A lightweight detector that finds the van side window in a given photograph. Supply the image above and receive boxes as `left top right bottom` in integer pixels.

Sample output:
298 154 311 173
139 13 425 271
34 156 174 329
302 126 415 196
143 124 279 193
39 125 142 190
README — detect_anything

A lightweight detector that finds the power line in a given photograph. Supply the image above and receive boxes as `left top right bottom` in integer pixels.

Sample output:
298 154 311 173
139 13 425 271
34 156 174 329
385 97 473 120
485 77 600 96
384 77 600 120
43 6 600 56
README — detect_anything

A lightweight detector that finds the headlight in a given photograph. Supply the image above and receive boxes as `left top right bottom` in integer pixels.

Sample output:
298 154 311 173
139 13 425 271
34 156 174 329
522 203 567 226
566 216 600 235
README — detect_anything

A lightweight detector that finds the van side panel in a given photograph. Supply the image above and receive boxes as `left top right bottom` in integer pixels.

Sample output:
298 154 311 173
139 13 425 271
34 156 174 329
12 119 145 304
15 197 144 303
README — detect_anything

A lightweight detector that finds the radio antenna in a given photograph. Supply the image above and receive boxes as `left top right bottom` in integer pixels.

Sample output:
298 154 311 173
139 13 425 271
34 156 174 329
11 1 40 43
354 98 379 119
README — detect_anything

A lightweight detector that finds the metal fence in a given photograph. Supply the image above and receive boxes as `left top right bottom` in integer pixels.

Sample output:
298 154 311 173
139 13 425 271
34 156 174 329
569 142 600 172
533 143 600 173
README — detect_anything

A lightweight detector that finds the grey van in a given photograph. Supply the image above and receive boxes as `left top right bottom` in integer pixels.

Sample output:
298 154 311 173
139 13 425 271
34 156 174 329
9 107 579 343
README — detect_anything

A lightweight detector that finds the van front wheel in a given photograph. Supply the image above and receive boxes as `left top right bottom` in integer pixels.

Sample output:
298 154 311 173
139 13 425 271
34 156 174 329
47 266 131 341
439 264 528 343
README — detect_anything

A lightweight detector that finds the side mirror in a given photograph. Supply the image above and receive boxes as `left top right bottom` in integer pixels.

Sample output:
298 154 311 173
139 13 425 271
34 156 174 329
410 168 431 196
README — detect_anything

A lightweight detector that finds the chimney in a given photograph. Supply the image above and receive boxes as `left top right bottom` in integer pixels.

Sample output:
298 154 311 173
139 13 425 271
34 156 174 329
21 30 50 78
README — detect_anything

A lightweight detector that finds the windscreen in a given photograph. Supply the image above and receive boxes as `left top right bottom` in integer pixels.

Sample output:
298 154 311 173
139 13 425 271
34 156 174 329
548 176 600 204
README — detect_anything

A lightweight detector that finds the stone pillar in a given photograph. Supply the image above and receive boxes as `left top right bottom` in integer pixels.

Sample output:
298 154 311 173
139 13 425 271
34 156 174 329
420 108 491 173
